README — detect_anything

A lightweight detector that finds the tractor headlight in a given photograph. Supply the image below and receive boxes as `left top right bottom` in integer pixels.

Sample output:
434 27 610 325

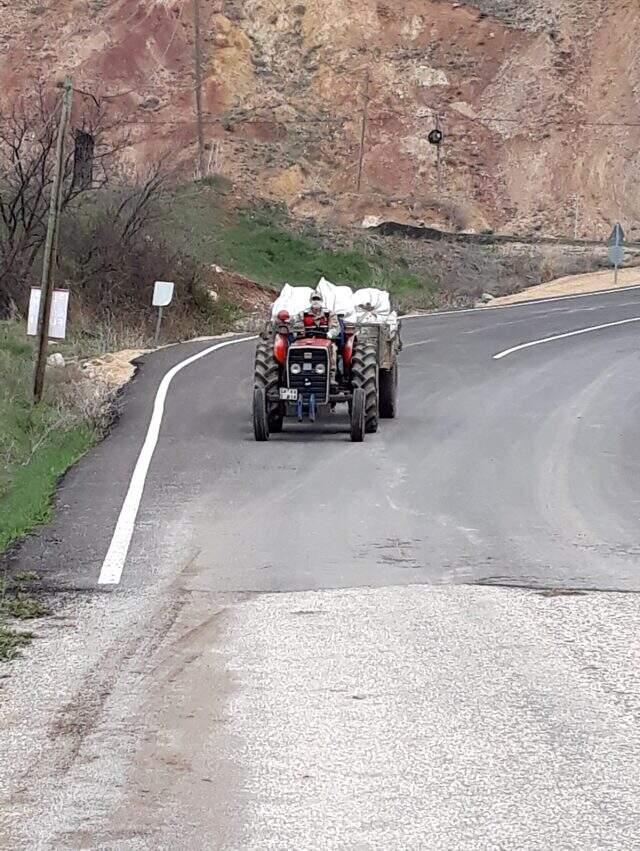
290 362 302 374
315 363 326 375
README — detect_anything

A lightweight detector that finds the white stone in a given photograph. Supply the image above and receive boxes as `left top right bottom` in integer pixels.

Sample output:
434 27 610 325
414 66 449 88
361 216 384 229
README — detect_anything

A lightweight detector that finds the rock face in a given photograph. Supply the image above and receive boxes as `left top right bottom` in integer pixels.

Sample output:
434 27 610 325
1 1 638 239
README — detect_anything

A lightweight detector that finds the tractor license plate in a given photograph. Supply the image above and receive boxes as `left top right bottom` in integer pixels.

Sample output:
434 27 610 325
280 388 298 401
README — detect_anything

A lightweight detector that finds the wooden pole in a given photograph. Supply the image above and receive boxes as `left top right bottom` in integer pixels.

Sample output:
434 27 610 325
33 77 73 404
435 113 442 193
193 0 206 178
356 69 370 193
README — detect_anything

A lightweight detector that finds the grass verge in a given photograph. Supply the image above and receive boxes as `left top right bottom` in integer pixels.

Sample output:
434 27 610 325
0 322 99 555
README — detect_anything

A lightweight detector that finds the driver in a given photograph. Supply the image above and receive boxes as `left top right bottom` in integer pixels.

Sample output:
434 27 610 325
297 292 340 388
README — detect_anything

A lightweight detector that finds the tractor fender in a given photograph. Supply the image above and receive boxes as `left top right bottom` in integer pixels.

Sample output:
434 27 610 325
273 333 289 365
342 336 355 369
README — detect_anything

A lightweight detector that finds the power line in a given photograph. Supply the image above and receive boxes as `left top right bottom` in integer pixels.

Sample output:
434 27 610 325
113 110 640 132
370 102 640 130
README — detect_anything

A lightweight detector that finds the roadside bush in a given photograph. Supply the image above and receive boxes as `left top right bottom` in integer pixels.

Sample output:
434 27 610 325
58 177 233 345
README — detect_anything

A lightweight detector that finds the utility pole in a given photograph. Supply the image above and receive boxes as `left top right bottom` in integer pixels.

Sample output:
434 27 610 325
193 0 206 179
435 113 443 193
356 69 370 193
33 76 73 405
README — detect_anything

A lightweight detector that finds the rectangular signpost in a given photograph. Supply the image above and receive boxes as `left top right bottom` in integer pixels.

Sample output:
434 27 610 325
153 281 175 345
27 288 70 339
608 223 625 286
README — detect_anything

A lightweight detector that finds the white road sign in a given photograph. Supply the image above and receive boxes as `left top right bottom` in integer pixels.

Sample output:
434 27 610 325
153 281 175 307
608 245 625 266
608 223 625 246
27 288 70 339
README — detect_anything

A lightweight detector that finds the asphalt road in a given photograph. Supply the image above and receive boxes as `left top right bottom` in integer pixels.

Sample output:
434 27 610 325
2 287 640 849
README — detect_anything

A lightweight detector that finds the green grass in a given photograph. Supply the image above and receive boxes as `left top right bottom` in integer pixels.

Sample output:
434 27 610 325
157 184 438 306
217 215 372 286
0 323 96 554
0 577 47 662
2 593 48 620
0 624 33 661
0 423 94 552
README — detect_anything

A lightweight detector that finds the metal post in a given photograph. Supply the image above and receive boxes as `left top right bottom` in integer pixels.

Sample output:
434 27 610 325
33 77 73 404
155 307 164 346
573 195 579 240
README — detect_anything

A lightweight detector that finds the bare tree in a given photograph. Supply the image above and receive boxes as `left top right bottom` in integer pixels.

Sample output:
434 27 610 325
0 84 129 316
62 160 173 307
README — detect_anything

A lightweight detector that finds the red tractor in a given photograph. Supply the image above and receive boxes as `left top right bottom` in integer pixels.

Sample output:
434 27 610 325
252 307 401 442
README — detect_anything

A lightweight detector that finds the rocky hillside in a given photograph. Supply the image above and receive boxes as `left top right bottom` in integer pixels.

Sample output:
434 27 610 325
1 0 638 239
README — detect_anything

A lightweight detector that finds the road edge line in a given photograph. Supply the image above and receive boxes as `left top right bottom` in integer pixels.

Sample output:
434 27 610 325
98 335 257 586
401 282 640 320
493 317 640 360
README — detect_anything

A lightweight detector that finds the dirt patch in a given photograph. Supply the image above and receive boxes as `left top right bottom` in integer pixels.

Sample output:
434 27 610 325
81 349 149 392
200 265 274 314
489 267 640 306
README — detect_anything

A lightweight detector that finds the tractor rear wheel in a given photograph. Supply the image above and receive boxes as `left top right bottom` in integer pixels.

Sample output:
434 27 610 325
253 387 270 441
254 337 281 435
351 341 379 434
350 388 366 442
379 362 398 419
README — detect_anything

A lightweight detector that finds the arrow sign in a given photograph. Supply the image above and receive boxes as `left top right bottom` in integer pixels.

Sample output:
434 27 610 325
609 223 625 246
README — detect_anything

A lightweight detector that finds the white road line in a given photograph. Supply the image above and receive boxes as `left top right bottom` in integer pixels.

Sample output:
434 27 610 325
403 339 433 348
493 317 640 360
401 282 640 320
98 336 257 585
97 285 640 584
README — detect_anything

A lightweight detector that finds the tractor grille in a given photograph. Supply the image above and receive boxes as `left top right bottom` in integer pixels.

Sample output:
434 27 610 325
288 347 329 403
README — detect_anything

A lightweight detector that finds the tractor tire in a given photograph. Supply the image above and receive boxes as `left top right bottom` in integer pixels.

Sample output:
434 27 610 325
350 388 366 442
253 387 270 441
254 337 280 397
351 341 379 434
254 337 281 435
379 362 398 419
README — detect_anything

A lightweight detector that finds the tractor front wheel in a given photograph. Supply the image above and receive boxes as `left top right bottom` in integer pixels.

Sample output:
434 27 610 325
253 387 270 441
350 388 366 442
